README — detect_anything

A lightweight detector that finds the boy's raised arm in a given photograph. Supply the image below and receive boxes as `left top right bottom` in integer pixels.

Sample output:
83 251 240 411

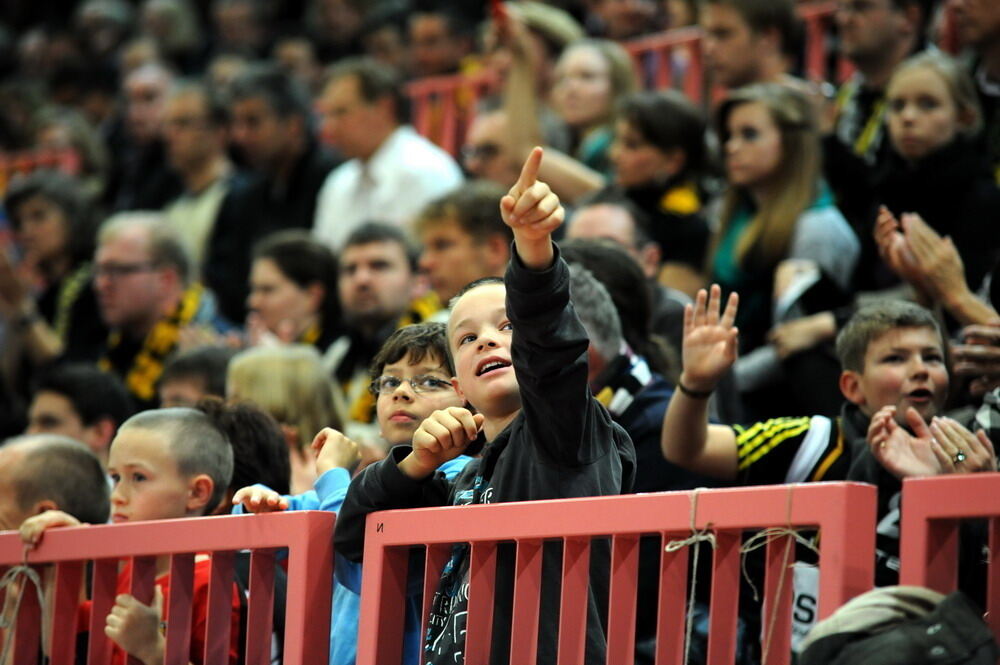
500 147 564 270
660 285 741 480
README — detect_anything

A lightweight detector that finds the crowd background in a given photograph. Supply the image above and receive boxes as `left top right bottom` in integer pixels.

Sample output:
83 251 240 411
1 0 1000 662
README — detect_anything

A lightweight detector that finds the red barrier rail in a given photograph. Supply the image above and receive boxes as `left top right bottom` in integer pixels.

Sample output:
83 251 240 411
0 511 335 665
0 147 82 195
357 482 876 665
899 473 1000 640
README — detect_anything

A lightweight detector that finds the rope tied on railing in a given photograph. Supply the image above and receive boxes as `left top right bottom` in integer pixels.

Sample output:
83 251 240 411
0 546 45 665
664 487 716 665
738 484 819 664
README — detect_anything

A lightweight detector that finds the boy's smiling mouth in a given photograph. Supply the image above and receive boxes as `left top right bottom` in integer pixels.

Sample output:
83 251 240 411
905 388 934 403
476 357 511 376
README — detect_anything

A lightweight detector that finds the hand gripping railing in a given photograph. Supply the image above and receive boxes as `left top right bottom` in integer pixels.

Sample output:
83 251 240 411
899 472 1000 640
357 482 876 665
0 511 334 665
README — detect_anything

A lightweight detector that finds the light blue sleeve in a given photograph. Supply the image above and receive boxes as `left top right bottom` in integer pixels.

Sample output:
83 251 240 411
315 467 352 513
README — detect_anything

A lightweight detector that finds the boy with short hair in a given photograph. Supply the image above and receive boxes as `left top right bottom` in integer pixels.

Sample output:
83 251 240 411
661 287 997 642
334 148 636 665
20 408 241 665
233 321 470 665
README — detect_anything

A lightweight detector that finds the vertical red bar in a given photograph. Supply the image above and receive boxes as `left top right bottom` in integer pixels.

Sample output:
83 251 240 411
440 88 459 157
88 558 119 665
203 551 235 665
283 513 335 665
606 534 639 664
422 544 451 664
815 484 875 619
655 534 689 665
164 553 194 665
465 541 497 663
356 546 408 665
557 538 591 665
684 40 704 104
13 565 42 665
760 536 794 665
804 14 826 81
244 550 276 665
49 561 84 665
508 540 542 665
128 556 157 665
706 532 740 665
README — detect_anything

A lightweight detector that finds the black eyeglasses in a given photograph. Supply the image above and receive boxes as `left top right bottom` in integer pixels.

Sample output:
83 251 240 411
93 262 160 279
369 374 453 396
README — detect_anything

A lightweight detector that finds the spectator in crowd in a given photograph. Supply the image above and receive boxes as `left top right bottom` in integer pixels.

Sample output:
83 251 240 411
26 363 133 469
208 63 339 323
33 105 111 202
94 213 227 409
824 0 929 240
358 4 409 71
198 396 292 508
661 291 998 644
272 35 324 94
701 0 801 89
74 0 135 68
0 172 107 382
872 52 1000 296
0 434 110 531
139 0 205 73
335 148 635 664
161 80 244 278
566 199 689 355
606 89 712 296
407 7 476 78
313 57 463 249
228 344 344 494
952 0 1000 180
306 0 366 62
234 322 471 665
20 408 242 665
212 0 270 58
158 346 237 408
461 108 523 186
246 230 343 350
109 61 184 211
330 223 439 430
414 181 513 304
711 83 858 420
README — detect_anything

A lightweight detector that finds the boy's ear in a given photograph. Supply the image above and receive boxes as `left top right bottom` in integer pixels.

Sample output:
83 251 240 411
186 474 215 514
839 369 866 407
451 377 466 403
32 499 59 516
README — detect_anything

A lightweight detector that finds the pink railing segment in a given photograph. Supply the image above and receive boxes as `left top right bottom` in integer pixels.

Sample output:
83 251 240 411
357 482 876 665
0 511 335 665
899 473 1000 640
0 147 81 195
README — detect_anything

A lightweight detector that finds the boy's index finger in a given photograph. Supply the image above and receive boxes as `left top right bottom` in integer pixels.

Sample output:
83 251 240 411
512 147 543 195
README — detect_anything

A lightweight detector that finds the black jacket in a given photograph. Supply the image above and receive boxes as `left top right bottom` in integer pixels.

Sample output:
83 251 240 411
334 246 636 665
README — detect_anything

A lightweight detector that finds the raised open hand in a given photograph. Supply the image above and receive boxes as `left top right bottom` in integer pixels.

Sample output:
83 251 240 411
680 284 739 393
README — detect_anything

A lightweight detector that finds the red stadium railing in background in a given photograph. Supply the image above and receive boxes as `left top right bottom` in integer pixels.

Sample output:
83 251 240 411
899 473 1000 640
0 147 81 197
356 482 877 665
0 511 334 665
407 2 842 156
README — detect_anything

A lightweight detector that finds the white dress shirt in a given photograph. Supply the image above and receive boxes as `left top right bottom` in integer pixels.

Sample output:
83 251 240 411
312 126 463 249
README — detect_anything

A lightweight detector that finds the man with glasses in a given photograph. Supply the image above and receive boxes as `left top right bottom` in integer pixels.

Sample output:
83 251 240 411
94 212 228 409
461 109 523 186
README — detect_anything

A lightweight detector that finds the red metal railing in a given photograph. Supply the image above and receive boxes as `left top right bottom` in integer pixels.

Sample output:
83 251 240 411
0 147 81 196
899 472 1000 640
356 482 876 665
0 511 335 665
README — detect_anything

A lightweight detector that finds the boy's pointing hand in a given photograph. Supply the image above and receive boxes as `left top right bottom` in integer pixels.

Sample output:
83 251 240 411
500 147 563 269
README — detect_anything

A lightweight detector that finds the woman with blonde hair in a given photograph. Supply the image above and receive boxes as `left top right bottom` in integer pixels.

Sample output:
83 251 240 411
227 344 345 494
712 83 859 351
711 83 859 420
